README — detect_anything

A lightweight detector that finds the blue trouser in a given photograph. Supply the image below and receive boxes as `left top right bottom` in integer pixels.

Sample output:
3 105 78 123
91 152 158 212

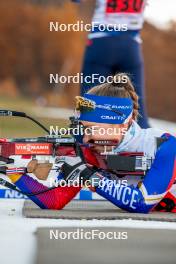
81 34 149 128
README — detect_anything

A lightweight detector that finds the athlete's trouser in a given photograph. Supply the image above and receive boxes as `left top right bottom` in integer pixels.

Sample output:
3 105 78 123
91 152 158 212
95 135 176 213
8 174 81 210
81 34 149 128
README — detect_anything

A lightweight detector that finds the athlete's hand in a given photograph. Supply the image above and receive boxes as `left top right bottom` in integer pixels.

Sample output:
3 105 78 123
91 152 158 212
60 156 95 185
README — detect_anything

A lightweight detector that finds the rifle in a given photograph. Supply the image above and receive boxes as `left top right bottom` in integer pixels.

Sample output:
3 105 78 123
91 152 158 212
0 109 165 196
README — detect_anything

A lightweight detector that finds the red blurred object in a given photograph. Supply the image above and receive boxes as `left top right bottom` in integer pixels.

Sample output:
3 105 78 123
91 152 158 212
0 142 53 157
153 192 176 213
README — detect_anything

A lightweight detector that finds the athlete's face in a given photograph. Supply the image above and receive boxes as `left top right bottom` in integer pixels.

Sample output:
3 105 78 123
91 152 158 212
82 121 129 153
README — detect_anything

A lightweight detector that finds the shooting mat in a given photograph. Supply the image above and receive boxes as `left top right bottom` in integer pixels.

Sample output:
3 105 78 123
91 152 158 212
23 200 176 222
36 227 176 264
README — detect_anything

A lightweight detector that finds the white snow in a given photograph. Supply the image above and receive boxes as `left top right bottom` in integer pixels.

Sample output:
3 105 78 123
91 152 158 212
145 0 176 29
149 118 176 136
1 199 176 264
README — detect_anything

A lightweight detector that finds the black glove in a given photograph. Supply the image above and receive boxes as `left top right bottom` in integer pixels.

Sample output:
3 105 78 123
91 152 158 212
60 156 95 184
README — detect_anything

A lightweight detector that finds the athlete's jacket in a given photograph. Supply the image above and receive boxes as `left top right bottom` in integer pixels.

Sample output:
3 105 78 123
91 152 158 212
73 0 146 30
92 0 146 30
95 121 176 213
72 0 147 38
7 121 176 213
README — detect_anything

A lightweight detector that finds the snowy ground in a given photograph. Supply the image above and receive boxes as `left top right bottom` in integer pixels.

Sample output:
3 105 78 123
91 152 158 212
0 110 175 264
1 199 176 264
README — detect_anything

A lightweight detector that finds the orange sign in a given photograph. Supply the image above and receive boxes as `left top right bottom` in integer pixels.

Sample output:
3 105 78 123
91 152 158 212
15 143 52 155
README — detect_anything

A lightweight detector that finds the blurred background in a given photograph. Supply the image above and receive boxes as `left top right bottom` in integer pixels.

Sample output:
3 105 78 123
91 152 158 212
0 0 175 136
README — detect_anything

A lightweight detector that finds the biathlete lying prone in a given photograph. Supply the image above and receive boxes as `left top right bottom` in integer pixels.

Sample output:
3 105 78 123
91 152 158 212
6 74 176 213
